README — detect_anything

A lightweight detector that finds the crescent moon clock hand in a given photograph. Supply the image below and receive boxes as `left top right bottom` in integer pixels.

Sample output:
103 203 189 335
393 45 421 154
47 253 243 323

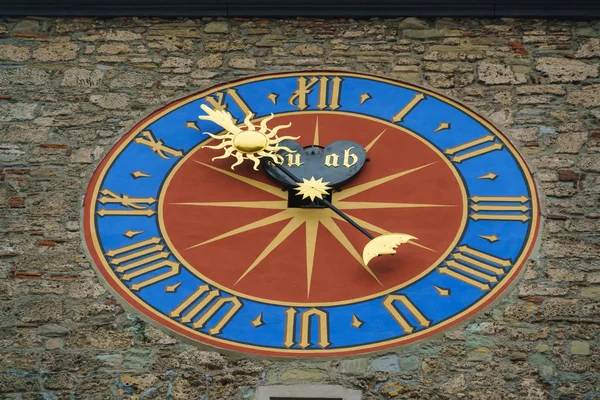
198 105 418 266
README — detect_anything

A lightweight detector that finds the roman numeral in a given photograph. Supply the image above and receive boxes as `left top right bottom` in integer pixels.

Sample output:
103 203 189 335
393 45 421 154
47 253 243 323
470 195 530 222
383 294 431 334
169 285 242 335
284 307 330 349
106 237 180 291
289 76 342 111
391 93 426 123
205 88 254 119
97 189 157 217
438 245 512 291
134 130 183 159
444 135 503 163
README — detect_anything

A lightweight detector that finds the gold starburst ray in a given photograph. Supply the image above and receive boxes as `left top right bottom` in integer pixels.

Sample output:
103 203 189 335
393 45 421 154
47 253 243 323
186 209 295 250
364 129 386 152
332 212 436 253
336 201 455 210
194 161 286 199
171 201 287 209
313 117 320 145
335 162 437 201
305 218 319 298
319 217 382 285
235 217 305 285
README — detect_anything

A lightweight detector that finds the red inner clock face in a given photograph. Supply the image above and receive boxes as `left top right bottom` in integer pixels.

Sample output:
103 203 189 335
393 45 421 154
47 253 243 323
159 113 465 304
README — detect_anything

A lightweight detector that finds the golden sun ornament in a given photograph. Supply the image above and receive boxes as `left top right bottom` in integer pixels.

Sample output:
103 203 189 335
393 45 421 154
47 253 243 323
199 104 299 170
294 177 332 201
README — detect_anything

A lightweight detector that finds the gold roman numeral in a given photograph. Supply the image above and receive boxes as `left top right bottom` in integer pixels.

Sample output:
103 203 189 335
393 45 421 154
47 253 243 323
97 189 157 217
391 93 426 123
383 294 431 334
134 130 183 159
169 285 242 335
284 308 330 349
438 245 511 291
444 135 503 163
205 88 254 118
289 76 342 111
106 237 180 291
470 195 530 222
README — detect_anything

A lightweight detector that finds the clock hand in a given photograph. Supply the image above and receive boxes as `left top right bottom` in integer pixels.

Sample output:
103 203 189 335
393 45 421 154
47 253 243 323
271 162 417 266
198 105 417 266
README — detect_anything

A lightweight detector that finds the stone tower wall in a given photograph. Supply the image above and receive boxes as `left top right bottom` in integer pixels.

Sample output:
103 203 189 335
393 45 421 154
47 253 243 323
0 16 599 399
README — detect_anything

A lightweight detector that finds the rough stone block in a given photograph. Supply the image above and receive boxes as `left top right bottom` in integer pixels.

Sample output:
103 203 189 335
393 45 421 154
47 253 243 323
536 58 598 83
280 368 327 382
556 131 588 154
0 44 30 61
567 84 600 107
478 62 526 85
370 353 400 372
19 298 63 323
204 21 229 34
61 68 104 88
570 341 590 355
0 103 37 121
33 40 78 61
403 29 441 39
398 17 430 30
90 93 130 110
228 56 257 69
340 358 368 374
575 38 600 58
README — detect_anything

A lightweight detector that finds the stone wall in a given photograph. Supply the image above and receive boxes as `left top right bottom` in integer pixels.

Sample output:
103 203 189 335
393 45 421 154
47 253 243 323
0 16 599 400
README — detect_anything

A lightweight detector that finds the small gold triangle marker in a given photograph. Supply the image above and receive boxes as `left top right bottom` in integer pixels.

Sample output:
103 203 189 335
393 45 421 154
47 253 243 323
131 170 151 179
479 234 500 243
434 122 451 132
267 93 278 105
359 93 371 105
251 313 264 327
165 282 182 293
123 230 144 238
478 172 498 180
185 121 200 130
434 285 450 296
351 314 364 329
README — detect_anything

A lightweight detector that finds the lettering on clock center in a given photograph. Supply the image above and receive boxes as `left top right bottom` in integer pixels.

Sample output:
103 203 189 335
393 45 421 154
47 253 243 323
438 245 512 291
324 147 359 168
289 76 342 111
106 237 181 291
284 307 330 349
286 153 303 167
170 285 243 335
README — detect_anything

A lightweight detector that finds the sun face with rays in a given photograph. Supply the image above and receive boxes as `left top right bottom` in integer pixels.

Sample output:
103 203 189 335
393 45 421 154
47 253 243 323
199 104 299 170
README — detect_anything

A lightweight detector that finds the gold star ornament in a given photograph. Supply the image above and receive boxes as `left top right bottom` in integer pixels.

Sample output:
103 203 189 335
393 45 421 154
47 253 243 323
294 177 332 201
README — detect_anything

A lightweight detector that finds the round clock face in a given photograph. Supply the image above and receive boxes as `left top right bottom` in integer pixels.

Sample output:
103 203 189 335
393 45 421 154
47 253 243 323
83 71 540 357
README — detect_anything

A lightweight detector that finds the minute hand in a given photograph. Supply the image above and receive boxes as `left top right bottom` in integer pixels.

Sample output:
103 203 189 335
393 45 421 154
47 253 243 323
272 162 417 266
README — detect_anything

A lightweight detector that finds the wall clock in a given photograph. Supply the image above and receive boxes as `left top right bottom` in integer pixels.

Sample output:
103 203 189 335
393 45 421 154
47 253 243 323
83 71 540 357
